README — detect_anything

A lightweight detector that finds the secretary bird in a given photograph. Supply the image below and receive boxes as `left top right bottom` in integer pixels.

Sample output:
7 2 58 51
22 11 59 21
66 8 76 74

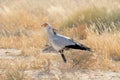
41 23 91 63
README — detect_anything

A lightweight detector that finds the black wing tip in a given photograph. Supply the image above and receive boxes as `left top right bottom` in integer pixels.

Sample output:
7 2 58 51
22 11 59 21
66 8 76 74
85 47 91 51
65 44 92 52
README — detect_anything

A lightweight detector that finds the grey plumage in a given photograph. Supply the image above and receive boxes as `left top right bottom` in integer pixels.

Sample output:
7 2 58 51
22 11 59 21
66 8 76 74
41 23 91 63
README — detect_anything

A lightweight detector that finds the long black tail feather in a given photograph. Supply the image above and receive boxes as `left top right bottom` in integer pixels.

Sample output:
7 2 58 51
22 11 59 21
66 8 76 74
65 44 91 51
61 53 67 63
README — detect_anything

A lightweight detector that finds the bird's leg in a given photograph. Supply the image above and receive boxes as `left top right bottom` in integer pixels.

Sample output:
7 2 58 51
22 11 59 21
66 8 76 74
59 50 67 63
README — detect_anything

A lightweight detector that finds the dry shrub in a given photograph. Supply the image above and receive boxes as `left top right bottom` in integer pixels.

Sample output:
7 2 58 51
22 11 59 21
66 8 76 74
70 27 120 70
86 28 120 60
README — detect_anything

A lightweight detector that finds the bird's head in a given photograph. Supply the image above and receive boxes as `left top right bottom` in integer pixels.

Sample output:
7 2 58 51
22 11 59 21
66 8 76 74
41 23 49 27
41 23 57 35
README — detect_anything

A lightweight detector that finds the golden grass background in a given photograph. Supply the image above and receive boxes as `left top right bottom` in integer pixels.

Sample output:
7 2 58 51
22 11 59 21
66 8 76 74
0 0 120 79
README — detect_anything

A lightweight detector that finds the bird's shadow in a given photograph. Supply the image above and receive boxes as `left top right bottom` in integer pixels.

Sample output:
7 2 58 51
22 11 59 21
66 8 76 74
42 45 57 53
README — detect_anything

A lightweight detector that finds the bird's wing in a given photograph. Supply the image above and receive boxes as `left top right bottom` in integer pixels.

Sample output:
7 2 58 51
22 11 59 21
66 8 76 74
51 34 76 48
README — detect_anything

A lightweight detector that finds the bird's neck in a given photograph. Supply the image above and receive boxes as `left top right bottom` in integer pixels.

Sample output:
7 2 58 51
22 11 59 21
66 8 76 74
46 26 56 38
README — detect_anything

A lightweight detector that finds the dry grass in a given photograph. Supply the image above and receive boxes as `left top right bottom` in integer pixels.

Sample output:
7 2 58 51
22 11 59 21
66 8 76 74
71 29 120 71
0 0 120 79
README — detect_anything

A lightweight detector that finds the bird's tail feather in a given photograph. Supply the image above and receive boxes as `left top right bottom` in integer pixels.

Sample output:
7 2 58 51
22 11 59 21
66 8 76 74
65 44 91 51
61 53 67 63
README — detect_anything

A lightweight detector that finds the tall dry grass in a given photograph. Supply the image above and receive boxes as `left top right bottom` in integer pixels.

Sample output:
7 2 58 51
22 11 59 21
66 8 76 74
0 0 120 79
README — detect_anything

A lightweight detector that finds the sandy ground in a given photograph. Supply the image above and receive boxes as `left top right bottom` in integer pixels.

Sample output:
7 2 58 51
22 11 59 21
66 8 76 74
24 69 120 80
0 49 120 80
